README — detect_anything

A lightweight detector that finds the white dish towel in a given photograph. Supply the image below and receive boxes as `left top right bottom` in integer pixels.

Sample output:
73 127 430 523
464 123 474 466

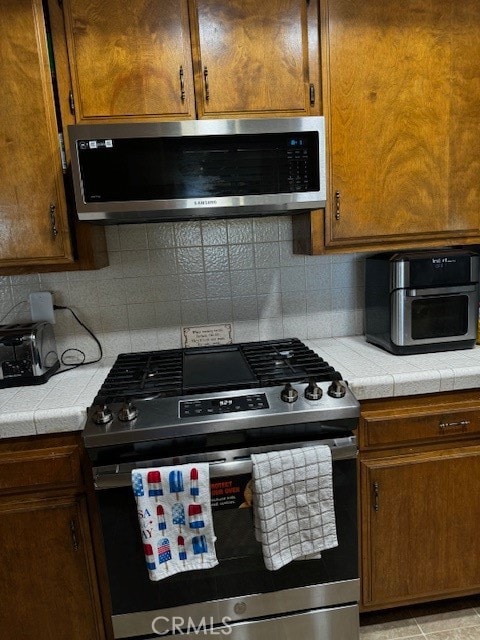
251 445 338 571
132 463 218 581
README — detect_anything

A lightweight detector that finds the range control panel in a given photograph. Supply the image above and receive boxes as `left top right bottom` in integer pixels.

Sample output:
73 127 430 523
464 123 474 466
179 393 269 418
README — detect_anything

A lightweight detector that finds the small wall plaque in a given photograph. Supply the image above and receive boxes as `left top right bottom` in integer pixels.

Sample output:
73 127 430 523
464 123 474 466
182 323 233 348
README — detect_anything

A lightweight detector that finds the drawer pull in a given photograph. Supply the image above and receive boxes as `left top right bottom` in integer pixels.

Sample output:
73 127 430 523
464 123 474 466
439 419 470 432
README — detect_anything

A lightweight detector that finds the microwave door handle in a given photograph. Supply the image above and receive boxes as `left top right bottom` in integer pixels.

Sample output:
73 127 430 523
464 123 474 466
405 285 478 297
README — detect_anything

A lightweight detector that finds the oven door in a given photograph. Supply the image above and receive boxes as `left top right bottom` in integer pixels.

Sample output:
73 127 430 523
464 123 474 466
391 285 479 346
93 438 358 640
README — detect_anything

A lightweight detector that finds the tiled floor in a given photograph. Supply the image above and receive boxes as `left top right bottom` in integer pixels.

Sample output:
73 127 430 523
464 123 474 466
360 597 480 639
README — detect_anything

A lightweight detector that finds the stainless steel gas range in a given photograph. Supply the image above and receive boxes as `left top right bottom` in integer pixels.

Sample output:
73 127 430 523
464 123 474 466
83 338 360 640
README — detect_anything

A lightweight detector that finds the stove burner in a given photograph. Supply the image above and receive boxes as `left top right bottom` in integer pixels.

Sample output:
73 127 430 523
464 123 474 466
273 350 295 366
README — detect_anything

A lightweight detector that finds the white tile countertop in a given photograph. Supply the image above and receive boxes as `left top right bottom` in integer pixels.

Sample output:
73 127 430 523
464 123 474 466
307 336 480 400
0 360 114 439
1 337 480 439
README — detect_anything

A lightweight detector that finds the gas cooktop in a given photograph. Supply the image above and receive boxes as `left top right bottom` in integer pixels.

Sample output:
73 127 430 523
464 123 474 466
93 338 339 404
84 339 359 450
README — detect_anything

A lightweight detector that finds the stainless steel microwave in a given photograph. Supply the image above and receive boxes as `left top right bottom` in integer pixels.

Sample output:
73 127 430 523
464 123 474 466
365 249 480 355
68 117 326 223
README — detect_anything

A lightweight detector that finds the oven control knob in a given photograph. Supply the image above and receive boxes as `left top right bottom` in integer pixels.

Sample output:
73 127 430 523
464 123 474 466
281 383 298 403
117 401 138 422
327 379 347 398
305 380 323 401
92 404 113 425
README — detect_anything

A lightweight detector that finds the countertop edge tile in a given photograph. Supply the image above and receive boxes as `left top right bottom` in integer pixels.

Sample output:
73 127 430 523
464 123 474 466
34 406 87 435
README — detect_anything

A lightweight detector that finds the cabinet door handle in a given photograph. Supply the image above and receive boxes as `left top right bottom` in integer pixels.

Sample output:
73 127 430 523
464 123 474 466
373 481 379 512
439 419 470 433
68 89 75 115
70 518 79 551
309 83 315 106
179 65 185 101
49 203 58 238
204 66 210 102
335 191 341 220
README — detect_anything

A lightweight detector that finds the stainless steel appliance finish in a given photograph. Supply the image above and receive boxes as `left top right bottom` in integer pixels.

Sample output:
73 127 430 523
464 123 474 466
84 339 360 640
68 117 327 223
0 322 59 387
85 382 359 449
365 249 480 354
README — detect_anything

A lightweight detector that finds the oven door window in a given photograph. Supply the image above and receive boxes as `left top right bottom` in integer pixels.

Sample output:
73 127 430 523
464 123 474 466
411 295 469 340
96 459 356 617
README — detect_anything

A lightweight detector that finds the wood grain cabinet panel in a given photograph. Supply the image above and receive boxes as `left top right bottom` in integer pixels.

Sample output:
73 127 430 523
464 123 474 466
293 0 480 254
0 0 107 274
0 496 106 640
361 446 480 607
62 0 196 121
0 445 81 495
0 0 74 268
61 0 320 122
0 433 111 639
190 0 319 118
359 391 480 612
361 409 480 449
324 0 480 248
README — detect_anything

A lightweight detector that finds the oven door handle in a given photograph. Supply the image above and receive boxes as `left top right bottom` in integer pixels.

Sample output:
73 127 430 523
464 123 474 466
93 437 357 490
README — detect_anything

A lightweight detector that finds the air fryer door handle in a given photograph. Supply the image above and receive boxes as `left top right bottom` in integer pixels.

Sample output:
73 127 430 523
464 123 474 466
405 285 478 297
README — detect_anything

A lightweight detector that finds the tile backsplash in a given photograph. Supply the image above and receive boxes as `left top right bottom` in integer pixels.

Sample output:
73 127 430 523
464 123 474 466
1 217 365 359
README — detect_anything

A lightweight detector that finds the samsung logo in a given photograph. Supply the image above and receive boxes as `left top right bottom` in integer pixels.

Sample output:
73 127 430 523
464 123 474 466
432 257 456 264
194 200 217 206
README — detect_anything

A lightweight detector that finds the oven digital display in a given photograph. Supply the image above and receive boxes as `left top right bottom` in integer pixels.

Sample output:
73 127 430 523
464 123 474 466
180 393 269 418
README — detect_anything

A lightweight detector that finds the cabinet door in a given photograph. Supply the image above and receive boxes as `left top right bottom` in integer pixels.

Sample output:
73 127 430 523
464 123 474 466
323 0 480 249
360 445 480 608
191 0 319 118
63 0 195 121
0 0 73 267
0 496 106 639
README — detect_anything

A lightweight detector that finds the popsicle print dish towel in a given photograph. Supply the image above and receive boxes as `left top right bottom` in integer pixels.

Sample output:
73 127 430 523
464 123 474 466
251 445 338 571
132 463 218 581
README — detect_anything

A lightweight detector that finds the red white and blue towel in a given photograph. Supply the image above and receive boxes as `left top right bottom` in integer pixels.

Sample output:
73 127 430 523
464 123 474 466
132 463 218 581
251 445 338 571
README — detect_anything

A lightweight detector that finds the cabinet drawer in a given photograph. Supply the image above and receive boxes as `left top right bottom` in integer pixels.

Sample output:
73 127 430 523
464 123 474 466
0 445 82 495
362 409 480 448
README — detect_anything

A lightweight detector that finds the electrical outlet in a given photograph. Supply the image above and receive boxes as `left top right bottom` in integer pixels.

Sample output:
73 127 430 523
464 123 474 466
29 291 55 324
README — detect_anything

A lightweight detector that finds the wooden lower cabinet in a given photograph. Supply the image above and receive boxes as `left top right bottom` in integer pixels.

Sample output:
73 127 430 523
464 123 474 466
359 391 480 611
0 433 112 640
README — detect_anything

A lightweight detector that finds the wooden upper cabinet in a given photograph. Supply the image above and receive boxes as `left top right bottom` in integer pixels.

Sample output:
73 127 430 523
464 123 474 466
190 0 320 118
61 0 320 122
321 0 480 251
62 0 196 121
0 0 73 267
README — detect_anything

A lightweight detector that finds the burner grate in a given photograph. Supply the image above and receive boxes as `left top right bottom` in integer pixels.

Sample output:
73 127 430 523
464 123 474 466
240 338 337 385
95 350 183 403
93 339 341 405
